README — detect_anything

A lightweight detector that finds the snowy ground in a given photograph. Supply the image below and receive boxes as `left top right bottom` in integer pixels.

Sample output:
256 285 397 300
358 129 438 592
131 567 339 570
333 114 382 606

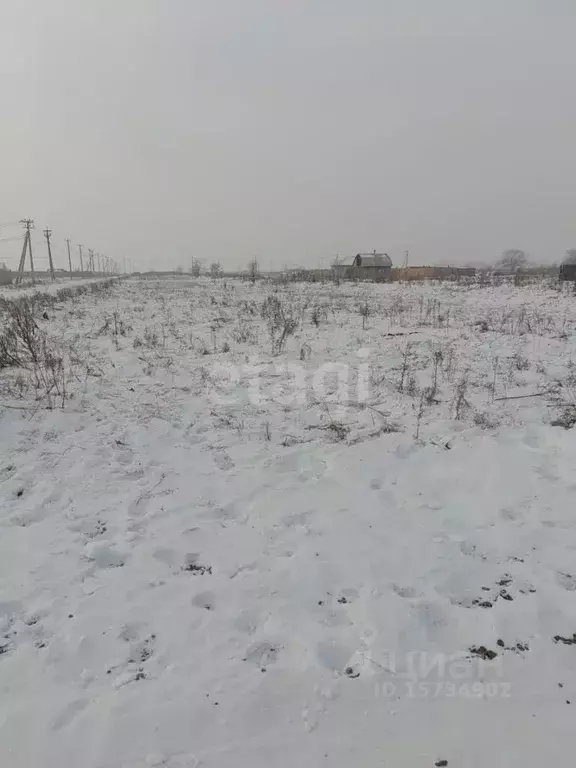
1 276 576 767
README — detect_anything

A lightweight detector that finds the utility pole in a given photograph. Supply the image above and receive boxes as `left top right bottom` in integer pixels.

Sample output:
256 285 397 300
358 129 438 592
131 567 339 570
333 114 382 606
65 238 73 279
88 249 95 273
78 244 84 274
16 219 35 284
16 230 29 284
43 228 55 280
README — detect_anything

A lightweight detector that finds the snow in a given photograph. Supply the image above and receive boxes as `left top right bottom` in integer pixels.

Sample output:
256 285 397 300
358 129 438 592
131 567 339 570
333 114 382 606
1 276 576 767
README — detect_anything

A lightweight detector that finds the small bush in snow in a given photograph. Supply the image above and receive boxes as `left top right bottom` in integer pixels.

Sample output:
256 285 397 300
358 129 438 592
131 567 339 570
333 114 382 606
551 406 576 430
261 295 298 355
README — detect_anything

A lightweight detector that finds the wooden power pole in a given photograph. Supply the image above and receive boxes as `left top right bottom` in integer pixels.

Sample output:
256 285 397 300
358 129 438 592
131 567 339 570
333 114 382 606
78 244 84 274
16 218 35 284
65 238 73 278
43 228 55 280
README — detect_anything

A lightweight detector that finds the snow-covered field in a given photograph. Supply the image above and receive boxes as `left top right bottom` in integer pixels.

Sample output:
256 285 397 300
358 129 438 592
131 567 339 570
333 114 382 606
1 275 576 767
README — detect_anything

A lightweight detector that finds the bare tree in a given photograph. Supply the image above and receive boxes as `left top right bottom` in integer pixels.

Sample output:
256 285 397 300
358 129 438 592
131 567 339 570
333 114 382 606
331 254 341 285
210 261 222 280
248 258 259 284
565 249 576 262
190 258 201 277
497 249 527 273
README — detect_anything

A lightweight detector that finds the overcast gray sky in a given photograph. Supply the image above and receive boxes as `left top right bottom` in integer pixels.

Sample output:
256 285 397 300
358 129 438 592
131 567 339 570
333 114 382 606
1 0 575 271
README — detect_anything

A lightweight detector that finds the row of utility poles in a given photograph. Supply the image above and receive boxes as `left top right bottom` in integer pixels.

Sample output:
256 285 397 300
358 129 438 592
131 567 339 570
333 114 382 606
15 218 121 285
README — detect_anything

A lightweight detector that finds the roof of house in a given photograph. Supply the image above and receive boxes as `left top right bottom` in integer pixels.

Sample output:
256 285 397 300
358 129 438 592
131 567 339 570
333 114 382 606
353 253 393 267
561 253 576 266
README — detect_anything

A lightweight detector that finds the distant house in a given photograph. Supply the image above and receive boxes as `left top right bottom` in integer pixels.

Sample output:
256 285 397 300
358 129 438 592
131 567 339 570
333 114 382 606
352 252 392 269
560 253 576 282
336 251 393 282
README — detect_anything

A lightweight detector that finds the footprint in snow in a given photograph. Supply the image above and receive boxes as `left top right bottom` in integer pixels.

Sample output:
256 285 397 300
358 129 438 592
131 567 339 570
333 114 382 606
459 541 488 560
392 584 420 599
557 572 576 591
500 506 522 522
82 541 127 569
212 450 234 471
316 639 355 673
234 609 260 635
113 445 134 467
337 588 360 604
52 699 89 731
152 547 178 567
244 641 280 668
192 591 215 611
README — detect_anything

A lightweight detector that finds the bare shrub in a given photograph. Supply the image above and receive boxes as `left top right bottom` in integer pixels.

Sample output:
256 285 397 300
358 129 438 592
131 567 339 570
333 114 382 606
473 411 500 430
398 342 413 393
143 326 159 347
327 421 349 441
231 321 257 345
512 352 530 371
261 295 297 355
427 346 444 403
358 301 370 330
414 389 428 440
442 344 457 382
247 258 259 284
310 305 326 327
4 298 40 363
0 297 74 408
0 330 22 369
406 374 418 397
55 287 74 302
238 300 258 316
551 406 576 430
30 345 68 409
452 373 471 420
